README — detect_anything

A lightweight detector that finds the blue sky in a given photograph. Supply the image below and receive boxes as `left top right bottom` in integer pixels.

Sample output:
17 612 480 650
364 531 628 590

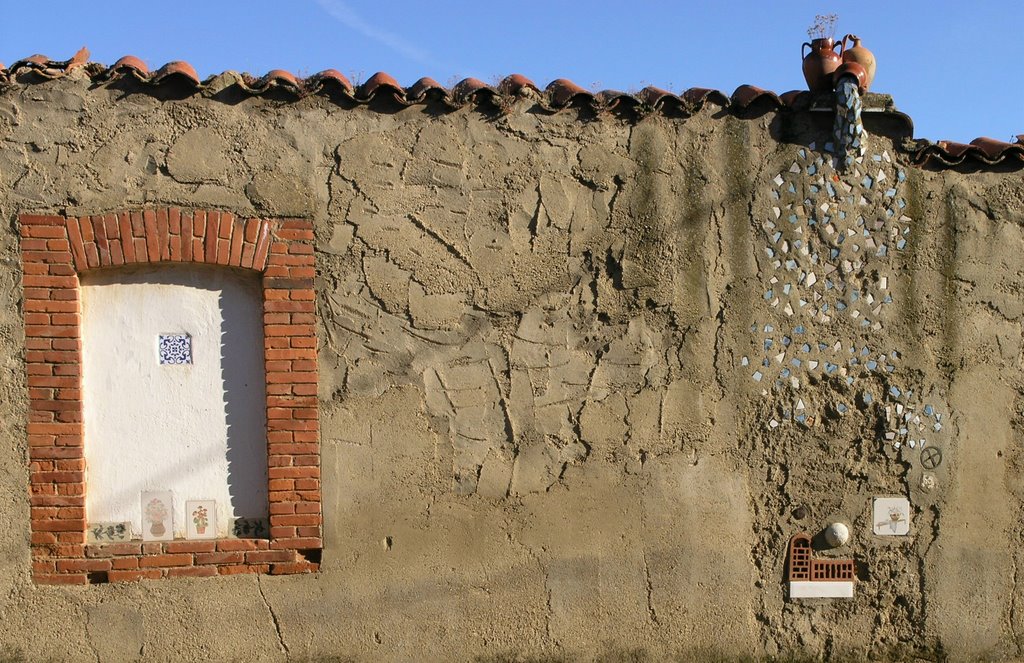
1 1 1019 143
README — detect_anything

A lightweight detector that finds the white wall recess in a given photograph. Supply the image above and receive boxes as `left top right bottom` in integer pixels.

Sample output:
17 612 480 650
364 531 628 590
82 265 268 539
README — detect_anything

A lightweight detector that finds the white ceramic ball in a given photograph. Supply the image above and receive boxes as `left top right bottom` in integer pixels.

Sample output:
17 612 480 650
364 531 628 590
824 522 850 547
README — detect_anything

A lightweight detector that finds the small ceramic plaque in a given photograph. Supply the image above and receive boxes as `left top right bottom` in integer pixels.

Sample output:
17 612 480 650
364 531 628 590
873 497 910 536
158 333 192 365
229 517 269 539
141 491 173 541
186 500 217 540
87 521 131 543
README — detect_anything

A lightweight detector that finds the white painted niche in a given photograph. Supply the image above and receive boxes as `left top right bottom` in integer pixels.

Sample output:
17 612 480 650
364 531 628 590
81 264 268 539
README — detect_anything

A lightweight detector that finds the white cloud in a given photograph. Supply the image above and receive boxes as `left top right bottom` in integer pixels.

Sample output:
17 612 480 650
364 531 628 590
312 0 438 68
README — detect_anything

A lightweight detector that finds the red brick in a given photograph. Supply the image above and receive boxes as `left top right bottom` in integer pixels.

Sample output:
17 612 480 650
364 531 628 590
193 210 206 237
119 212 136 262
217 539 269 552
205 213 219 262
164 541 216 554
219 212 235 239
269 527 295 538
181 211 194 261
269 466 320 479
20 214 64 226
272 514 321 527
270 537 322 550
167 566 217 578
29 447 83 462
142 209 158 261
22 225 68 239
157 208 170 260
264 300 315 313
195 551 244 565
93 215 110 266
218 564 266 576
33 519 85 533
110 239 125 266
56 558 111 573
244 218 260 242
253 222 273 271
169 207 181 234
270 561 318 575
139 553 192 568
129 211 144 236
35 573 88 585
216 238 230 265
245 550 295 564
31 532 58 545
66 217 88 270
277 228 314 241
23 275 77 289
241 242 256 269
86 542 142 557
134 238 148 263
109 569 162 583
21 238 49 251
42 543 85 556
111 557 140 570
226 235 247 267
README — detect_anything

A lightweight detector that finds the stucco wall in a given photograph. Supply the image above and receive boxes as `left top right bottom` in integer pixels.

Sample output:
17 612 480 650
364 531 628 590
0 69 1022 661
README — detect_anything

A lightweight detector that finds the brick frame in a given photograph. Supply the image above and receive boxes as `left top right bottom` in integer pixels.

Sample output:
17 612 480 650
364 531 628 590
20 209 321 584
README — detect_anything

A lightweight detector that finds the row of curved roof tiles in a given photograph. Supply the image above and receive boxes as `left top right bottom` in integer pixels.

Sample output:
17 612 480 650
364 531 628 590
1 49 1021 169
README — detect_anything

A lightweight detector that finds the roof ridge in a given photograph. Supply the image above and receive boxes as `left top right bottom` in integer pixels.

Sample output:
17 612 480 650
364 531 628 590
2 50 1019 169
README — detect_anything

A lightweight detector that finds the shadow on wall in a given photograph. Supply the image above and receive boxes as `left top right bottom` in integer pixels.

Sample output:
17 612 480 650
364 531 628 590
218 278 269 522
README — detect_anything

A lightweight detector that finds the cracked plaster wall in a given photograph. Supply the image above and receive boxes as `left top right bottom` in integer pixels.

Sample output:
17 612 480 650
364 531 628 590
0 71 1021 661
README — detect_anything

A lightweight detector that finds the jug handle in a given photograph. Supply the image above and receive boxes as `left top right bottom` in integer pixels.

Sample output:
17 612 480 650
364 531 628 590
802 42 812 59
839 34 851 56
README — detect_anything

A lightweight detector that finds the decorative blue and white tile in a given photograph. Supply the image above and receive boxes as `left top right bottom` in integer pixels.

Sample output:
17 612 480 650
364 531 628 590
158 333 192 365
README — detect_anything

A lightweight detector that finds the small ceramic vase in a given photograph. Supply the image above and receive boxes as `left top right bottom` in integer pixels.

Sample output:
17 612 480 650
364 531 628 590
801 38 843 93
841 35 876 92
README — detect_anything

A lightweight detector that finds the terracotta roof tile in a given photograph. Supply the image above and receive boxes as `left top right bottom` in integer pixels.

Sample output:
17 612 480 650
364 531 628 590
304 69 355 98
151 61 201 86
358 71 405 102
450 77 497 105
731 85 783 111
912 137 1024 167
108 55 149 78
4 49 1017 170
405 77 446 103
498 74 540 97
681 88 731 108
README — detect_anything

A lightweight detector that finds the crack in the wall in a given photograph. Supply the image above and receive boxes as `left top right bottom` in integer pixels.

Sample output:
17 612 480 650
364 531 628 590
83 609 101 663
406 212 474 272
641 549 659 625
256 575 289 656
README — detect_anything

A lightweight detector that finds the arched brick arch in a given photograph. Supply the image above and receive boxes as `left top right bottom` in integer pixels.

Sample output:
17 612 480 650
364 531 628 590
20 208 321 584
